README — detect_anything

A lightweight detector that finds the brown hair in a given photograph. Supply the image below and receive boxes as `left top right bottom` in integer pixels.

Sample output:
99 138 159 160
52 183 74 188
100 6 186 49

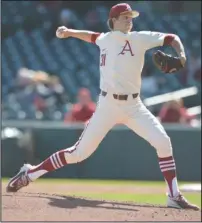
107 16 119 31
107 19 114 30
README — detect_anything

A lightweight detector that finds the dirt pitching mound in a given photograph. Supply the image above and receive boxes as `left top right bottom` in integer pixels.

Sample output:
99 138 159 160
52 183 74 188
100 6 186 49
2 190 201 221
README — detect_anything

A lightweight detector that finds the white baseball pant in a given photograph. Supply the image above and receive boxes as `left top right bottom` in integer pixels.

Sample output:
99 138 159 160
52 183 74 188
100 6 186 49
64 92 173 163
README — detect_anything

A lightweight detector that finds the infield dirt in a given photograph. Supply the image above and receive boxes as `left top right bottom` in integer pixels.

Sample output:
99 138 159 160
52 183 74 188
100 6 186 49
2 182 201 221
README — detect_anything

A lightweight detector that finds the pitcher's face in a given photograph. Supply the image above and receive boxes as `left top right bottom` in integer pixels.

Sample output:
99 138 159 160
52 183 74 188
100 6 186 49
113 14 133 33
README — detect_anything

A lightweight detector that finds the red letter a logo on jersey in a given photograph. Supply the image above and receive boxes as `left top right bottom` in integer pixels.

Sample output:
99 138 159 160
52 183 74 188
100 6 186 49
118 40 134 56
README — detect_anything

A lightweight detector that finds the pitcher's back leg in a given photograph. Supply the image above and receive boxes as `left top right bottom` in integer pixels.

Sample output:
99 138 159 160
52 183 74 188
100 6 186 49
124 101 180 201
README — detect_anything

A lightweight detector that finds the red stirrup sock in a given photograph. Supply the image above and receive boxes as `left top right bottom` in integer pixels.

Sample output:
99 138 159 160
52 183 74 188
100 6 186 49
27 150 67 181
159 156 180 197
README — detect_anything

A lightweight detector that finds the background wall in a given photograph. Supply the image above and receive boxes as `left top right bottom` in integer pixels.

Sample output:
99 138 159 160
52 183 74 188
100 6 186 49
2 123 201 181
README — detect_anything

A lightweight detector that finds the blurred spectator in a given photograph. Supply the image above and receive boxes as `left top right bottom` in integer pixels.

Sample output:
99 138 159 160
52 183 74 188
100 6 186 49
158 99 194 124
64 88 96 123
10 68 39 119
47 76 68 112
3 68 68 120
33 73 67 119
17 67 35 85
31 71 50 117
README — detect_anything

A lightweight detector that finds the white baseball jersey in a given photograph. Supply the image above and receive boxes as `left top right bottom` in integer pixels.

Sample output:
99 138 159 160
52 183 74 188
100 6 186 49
95 31 167 94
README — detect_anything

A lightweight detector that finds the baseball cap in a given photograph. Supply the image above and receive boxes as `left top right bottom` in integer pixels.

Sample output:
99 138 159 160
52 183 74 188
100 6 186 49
109 3 139 19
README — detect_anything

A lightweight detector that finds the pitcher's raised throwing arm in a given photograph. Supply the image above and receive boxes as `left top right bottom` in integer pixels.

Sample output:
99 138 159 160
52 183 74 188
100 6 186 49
56 26 101 44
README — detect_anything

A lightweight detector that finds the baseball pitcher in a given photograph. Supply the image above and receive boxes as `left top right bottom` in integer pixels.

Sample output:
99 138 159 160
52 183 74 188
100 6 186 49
7 3 199 210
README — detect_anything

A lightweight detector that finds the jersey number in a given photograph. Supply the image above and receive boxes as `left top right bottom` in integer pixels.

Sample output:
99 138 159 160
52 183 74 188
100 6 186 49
100 53 106 66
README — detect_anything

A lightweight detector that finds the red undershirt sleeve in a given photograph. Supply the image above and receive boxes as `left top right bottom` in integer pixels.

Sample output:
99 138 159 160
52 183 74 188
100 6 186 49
91 33 101 44
163 34 175 46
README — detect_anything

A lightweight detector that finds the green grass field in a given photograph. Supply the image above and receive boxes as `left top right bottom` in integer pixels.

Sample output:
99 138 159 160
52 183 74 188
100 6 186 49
2 178 201 208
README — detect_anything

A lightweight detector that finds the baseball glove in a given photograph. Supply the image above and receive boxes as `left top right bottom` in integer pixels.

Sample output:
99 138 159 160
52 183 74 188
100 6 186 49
152 50 184 73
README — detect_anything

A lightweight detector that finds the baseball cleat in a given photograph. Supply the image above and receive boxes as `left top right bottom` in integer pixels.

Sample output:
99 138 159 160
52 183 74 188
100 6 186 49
6 164 33 193
167 193 200 211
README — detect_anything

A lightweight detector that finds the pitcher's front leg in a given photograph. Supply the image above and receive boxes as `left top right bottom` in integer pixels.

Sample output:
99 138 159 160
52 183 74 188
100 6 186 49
6 97 117 192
